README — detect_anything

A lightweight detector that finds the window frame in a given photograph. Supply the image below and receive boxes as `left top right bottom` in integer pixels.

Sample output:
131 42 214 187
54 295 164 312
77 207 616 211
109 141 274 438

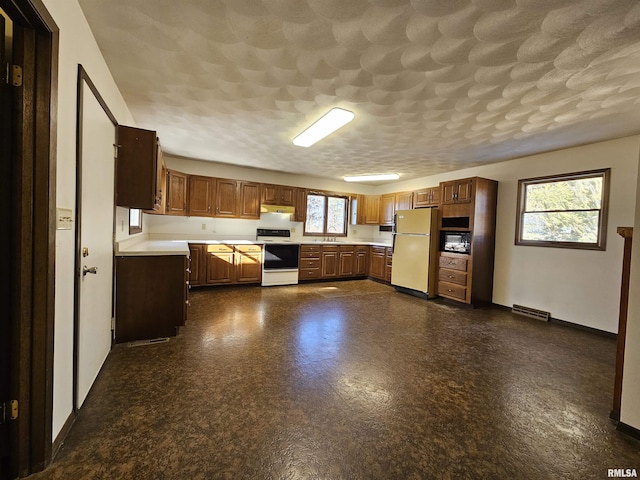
515 168 610 251
303 191 349 237
129 208 143 235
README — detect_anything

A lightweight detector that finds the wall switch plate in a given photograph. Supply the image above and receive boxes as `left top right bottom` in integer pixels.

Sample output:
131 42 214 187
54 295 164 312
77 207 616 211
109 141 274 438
56 208 73 230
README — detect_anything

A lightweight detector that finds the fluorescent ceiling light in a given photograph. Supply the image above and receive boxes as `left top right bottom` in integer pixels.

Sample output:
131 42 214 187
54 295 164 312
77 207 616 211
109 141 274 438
343 174 400 182
293 108 354 147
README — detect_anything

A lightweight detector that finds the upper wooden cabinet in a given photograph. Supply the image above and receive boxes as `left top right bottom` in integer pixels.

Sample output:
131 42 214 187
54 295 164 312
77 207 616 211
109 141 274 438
413 187 440 208
441 179 472 204
395 191 413 211
380 193 396 226
116 125 164 211
215 179 238 217
363 195 381 225
188 175 214 217
238 181 260 219
294 188 307 223
166 170 188 215
262 183 295 206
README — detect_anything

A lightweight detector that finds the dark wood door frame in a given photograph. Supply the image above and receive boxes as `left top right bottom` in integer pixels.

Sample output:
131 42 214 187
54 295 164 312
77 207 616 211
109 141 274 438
0 0 57 477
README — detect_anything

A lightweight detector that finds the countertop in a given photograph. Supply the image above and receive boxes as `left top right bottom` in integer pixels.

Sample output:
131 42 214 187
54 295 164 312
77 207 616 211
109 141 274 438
115 237 392 256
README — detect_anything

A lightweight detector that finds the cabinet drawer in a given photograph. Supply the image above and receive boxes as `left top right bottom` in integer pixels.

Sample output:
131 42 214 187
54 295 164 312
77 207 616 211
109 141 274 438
438 282 467 301
236 244 262 253
299 268 321 279
301 245 321 253
438 269 467 286
300 250 321 259
322 245 339 252
339 245 354 253
355 245 368 253
439 255 468 272
371 246 386 255
206 244 234 253
300 258 320 269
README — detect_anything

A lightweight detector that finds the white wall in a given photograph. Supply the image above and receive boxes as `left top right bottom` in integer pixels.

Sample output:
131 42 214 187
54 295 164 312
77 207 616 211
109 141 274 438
620 147 640 430
44 0 135 440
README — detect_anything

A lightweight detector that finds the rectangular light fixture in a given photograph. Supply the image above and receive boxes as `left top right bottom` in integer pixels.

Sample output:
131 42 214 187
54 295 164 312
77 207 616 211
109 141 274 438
344 173 400 182
293 107 354 147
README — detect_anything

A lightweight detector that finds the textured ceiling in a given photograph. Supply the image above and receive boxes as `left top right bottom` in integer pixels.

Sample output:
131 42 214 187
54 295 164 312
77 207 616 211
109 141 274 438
78 0 640 183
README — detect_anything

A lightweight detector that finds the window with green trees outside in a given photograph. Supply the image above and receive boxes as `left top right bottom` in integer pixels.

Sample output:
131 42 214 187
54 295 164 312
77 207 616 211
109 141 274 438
516 169 610 250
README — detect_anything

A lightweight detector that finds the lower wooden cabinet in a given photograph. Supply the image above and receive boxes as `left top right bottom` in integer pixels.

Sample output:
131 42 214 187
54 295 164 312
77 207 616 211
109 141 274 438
189 243 262 286
322 246 339 277
385 247 393 283
115 255 188 343
339 246 354 276
299 244 370 281
369 246 386 280
437 253 469 302
354 246 368 276
299 245 321 280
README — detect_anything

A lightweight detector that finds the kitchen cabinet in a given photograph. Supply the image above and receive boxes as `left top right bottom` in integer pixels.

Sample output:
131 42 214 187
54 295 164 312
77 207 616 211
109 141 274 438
116 125 166 211
413 187 440 208
369 246 386 280
354 246 369 277
204 244 235 285
262 183 295 206
215 179 238 217
380 193 396 226
339 245 354 276
437 177 498 306
115 254 188 343
364 195 381 225
322 245 339 278
441 179 472 204
188 244 206 286
294 188 307 223
188 175 214 217
385 247 393 283
238 181 261 219
235 245 262 283
395 191 413 211
166 170 188 215
299 245 321 280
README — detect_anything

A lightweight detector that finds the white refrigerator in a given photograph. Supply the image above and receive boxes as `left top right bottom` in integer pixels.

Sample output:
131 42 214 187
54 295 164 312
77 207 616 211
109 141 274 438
391 208 439 298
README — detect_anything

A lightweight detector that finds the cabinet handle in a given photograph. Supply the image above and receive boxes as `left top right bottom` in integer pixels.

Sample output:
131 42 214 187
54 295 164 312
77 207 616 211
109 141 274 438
186 269 191 273
447 289 454 292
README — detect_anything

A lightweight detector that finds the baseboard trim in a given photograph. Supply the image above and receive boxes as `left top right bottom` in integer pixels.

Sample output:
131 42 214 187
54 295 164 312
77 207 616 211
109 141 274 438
492 303 616 339
52 411 76 460
617 421 640 441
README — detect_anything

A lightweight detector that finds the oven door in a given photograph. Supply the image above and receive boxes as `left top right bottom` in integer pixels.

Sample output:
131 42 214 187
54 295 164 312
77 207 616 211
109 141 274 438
263 244 300 270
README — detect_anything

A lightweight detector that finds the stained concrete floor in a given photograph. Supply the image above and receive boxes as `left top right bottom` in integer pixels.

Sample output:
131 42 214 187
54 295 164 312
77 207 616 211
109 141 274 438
31 280 638 479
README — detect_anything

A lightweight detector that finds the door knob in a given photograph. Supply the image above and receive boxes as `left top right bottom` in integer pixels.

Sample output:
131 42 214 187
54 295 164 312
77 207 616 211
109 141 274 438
82 265 98 276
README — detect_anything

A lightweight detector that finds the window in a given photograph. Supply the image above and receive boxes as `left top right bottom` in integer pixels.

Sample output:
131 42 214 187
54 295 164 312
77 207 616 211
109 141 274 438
129 208 142 234
515 169 610 250
304 193 348 236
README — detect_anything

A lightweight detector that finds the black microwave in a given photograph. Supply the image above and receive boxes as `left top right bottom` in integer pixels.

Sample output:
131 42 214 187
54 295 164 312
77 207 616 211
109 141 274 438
441 231 471 254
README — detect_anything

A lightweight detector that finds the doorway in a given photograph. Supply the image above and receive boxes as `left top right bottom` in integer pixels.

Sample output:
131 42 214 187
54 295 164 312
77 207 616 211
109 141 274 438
0 0 57 477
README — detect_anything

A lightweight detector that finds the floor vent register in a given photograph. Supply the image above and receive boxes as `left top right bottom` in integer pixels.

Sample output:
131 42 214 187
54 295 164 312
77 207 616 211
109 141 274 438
512 304 550 322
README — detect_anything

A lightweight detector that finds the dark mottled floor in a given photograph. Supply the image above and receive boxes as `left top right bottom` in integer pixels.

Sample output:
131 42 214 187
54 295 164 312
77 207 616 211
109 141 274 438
31 280 639 479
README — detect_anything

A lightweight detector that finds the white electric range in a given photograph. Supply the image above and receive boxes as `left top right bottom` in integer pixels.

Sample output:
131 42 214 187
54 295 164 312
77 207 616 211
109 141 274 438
256 228 300 286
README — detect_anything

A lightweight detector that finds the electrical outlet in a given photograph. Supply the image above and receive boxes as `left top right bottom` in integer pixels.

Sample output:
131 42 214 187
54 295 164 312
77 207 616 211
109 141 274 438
291 227 296 233
201 223 206 230
353 229 357 235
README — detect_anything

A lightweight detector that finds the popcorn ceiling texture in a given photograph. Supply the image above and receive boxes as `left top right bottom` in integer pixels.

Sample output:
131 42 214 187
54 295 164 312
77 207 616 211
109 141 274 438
79 0 640 182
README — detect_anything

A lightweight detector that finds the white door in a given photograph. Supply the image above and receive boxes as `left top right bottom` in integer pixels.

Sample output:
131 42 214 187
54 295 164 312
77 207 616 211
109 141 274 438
76 81 116 408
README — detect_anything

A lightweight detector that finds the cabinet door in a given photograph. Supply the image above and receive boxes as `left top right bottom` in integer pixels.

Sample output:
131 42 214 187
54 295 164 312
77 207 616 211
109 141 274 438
294 188 307 223
429 187 441 206
188 244 205 286
364 195 381 225
380 193 395 225
322 251 338 277
456 179 473 203
441 181 456 204
369 252 386 279
205 247 235 284
188 176 214 217
235 246 262 284
355 250 368 276
215 179 238 217
166 170 188 215
413 189 431 208
339 251 354 276
280 186 295 206
238 181 260 219
395 191 413 211
116 125 158 209
261 184 279 205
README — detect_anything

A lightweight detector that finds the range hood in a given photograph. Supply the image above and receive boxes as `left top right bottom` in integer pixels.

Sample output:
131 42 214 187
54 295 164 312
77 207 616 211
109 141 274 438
260 204 295 215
